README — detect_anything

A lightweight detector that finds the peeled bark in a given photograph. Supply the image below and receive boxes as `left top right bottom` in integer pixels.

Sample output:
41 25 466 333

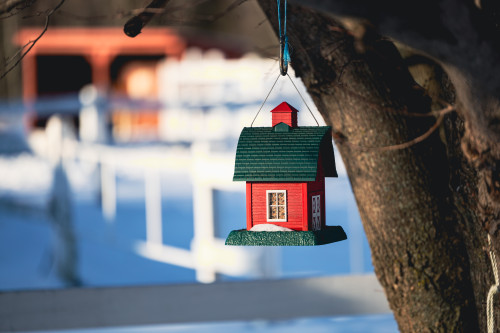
257 1 497 331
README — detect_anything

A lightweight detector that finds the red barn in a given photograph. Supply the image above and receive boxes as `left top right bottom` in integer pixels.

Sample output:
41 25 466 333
226 102 346 246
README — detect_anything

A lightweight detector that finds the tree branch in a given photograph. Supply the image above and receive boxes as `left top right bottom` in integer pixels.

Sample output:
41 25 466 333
292 0 500 177
290 0 476 55
57 0 210 25
0 0 35 15
334 103 455 152
123 0 170 37
0 0 65 80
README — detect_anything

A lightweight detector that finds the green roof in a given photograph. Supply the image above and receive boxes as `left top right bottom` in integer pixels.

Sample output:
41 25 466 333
233 124 337 181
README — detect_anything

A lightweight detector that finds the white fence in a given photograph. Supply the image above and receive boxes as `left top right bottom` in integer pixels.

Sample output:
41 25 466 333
34 115 280 284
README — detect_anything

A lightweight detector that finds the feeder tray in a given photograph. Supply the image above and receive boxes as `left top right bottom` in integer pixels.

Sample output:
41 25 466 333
225 226 347 246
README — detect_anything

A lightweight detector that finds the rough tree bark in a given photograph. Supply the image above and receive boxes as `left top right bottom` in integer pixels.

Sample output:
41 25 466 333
257 1 499 332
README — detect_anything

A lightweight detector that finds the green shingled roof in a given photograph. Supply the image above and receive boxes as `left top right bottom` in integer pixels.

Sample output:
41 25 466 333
233 124 338 181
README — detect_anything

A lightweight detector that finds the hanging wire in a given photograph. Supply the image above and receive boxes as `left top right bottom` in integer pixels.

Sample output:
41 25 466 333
250 74 281 127
250 0 319 127
286 73 319 126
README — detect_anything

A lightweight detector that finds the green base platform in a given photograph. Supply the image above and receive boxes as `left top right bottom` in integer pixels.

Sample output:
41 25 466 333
225 226 347 246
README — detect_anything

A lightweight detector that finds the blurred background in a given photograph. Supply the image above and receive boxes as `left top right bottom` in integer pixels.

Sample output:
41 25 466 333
0 0 396 331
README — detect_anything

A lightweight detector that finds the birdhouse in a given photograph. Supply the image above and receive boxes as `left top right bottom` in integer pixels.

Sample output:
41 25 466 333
225 102 347 246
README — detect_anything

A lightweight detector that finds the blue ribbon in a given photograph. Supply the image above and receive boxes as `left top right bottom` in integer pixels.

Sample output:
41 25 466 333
277 0 290 75
284 36 290 62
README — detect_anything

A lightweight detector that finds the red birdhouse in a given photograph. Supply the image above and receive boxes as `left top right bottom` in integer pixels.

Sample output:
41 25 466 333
225 102 347 246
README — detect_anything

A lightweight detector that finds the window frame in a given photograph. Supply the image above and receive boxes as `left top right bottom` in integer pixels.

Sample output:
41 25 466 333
266 190 287 222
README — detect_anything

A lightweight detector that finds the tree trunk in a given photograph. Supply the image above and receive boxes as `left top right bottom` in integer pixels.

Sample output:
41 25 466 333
257 1 496 332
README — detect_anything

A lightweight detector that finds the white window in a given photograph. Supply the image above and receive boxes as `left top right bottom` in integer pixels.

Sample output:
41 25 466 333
266 190 287 222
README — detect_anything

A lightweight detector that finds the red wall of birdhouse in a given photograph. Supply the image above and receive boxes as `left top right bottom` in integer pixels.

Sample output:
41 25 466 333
245 159 327 231
247 182 305 231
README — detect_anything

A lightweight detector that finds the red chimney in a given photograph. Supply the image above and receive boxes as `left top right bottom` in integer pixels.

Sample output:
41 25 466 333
271 102 298 127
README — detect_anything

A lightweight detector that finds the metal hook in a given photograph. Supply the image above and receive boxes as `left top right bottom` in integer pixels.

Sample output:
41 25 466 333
279 37 288 76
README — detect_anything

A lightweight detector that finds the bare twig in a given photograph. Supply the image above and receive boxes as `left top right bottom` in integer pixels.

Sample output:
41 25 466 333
210 0 247 22
334 103 455 152
3 39 30 64
0 0 65 80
